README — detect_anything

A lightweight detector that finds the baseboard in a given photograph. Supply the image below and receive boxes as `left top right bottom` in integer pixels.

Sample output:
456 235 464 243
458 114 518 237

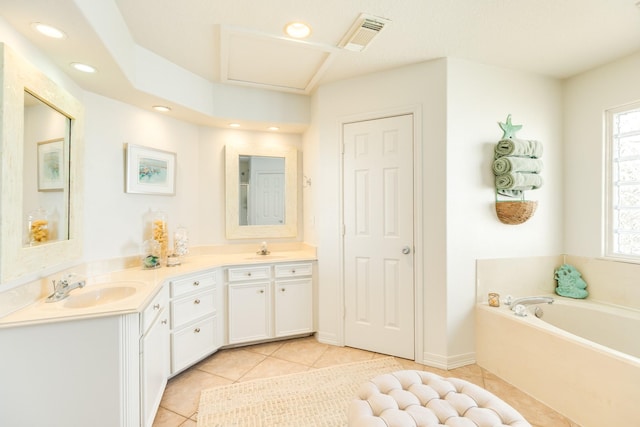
421 351 476 370
315 331 340 346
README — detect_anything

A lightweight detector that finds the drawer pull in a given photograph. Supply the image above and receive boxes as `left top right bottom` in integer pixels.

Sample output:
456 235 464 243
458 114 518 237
161 319 168 325
193 281 200 286
247 272 252 277
291 269 296 274
194 299 201 304
194 327 201 333
153 303 160 310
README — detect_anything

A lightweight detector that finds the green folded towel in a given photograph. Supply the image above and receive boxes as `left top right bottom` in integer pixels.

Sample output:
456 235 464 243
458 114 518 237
495 138 543 158
495 172 544 191
492 156 543 175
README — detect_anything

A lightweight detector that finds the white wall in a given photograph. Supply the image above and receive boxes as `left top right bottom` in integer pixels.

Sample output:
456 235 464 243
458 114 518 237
563 51 640 256
82 92 303 262
307 58 563 366
83 92 201 261
446 58 563 358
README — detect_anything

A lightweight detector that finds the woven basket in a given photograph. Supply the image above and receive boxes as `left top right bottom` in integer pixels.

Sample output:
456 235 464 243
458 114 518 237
495 200 537 225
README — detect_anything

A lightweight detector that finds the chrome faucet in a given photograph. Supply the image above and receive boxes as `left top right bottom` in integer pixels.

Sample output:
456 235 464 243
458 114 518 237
509 296 554 311
45 273 86 303
256 241 270 256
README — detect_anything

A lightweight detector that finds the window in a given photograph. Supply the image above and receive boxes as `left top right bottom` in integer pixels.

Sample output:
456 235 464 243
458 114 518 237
606 103 640 259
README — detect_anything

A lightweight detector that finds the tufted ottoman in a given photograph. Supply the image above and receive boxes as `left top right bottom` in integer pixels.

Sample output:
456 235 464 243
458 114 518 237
348 370 531 427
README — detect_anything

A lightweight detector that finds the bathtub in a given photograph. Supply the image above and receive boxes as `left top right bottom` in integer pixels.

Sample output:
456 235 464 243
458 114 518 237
476 297 640 427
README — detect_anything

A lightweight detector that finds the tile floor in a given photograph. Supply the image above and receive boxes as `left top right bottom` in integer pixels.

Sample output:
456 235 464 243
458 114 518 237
152 335 580 427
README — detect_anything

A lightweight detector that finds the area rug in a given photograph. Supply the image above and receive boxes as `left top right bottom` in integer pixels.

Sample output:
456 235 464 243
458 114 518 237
197 357 403 427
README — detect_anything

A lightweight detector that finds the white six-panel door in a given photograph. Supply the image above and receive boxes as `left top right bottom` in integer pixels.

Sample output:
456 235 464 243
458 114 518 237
343 114 415 359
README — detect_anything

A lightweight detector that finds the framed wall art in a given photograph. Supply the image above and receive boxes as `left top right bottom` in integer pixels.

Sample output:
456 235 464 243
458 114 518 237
37 138 64 191
125 143 176 195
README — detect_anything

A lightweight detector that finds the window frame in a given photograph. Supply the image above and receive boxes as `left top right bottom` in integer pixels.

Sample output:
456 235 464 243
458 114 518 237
604 101 640 262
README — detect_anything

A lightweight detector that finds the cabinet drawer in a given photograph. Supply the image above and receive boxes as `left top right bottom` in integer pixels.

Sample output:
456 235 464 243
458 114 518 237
141 285 169 334
227 265 271 282
274 263 312 278
171 271 217 298
171 288 216 329
171 315 217 374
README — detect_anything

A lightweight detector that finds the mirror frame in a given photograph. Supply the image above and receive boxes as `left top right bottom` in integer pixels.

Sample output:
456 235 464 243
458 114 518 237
225 144 297 239
0 44 84 285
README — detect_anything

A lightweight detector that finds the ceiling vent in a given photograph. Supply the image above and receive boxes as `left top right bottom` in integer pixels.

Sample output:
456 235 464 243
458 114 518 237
339 14 391 52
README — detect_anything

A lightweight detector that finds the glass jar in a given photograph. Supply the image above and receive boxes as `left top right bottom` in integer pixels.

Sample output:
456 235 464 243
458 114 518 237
27 208 49 245
145 211 169 264
141 239 161 269
174 226 189 257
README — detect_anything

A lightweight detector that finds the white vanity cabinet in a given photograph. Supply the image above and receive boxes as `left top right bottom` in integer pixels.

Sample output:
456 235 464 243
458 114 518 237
274 263 313 337
227 262 313 345
140 284 170 427
0 286 171 427
169 269 223 375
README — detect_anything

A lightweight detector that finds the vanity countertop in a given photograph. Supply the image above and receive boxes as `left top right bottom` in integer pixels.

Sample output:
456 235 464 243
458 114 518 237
0 248 317 329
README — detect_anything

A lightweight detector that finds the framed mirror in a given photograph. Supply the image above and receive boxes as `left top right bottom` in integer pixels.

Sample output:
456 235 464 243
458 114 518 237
225 144 297 239
0 44 84 286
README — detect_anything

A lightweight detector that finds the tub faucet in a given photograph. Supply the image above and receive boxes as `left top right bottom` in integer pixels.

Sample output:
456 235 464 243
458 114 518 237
45 273 86 303
509 296 554 310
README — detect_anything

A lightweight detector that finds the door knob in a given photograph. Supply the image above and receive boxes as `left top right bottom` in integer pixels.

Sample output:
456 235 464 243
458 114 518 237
402 246 411 254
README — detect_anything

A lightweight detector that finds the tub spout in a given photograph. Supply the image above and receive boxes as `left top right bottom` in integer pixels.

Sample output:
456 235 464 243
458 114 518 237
509 296 554 310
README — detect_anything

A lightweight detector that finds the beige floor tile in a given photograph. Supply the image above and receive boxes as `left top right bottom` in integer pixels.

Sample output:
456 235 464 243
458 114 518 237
483 377 572 427
160 368 231 418
312 345 376 368
240 356 310 381
445 363 485 387
271 336 329 366
393 357 431 371
153 337 573 427
195 348 266 381
152 407 188 427
242 339 286 356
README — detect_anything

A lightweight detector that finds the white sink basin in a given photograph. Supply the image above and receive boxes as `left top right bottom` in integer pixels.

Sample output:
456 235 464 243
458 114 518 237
63 283 139 309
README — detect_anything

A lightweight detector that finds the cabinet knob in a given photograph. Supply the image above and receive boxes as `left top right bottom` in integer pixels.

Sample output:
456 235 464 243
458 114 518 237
259 289 264 294
291 269 296 274
194 327 201 333
153 303 160 310
280 288 286 292
247 272 252 277
194 299 201 304
161 319 167 325
193 281 200 286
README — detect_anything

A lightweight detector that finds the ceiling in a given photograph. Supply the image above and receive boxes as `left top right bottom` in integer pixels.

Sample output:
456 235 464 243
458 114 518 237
1 0 640 130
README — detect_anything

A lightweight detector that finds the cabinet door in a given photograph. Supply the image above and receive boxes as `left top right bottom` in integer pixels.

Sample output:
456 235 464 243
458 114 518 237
228 282 270 344
171 315 218 374
141 308 169 427
274 278 313 337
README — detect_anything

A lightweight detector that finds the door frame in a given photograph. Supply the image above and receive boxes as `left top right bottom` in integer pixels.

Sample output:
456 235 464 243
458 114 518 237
338 105 424 362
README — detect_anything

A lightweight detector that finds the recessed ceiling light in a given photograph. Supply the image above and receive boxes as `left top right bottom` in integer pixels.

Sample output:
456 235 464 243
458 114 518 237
70 62 97 73
268 126 280 131
31 22 66 39
152 105 171 112
284 22 311 39
229 123 241 128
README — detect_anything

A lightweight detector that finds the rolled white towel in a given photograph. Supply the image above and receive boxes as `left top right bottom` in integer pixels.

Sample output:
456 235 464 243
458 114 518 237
493 156 543 175
495 138 543 159
495 172 543 191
